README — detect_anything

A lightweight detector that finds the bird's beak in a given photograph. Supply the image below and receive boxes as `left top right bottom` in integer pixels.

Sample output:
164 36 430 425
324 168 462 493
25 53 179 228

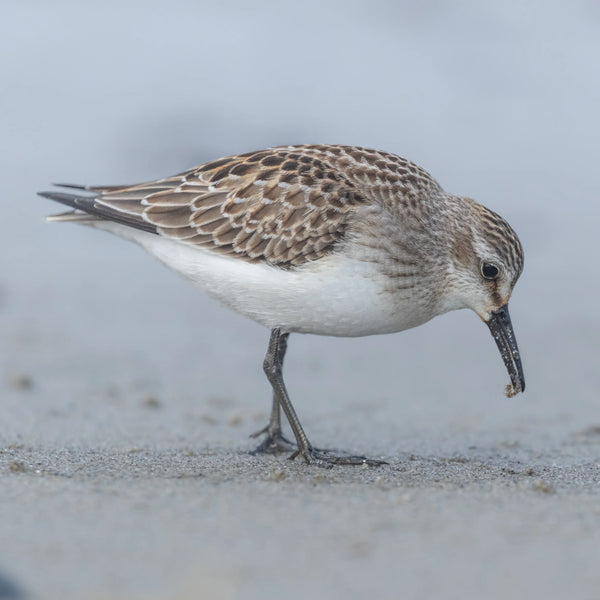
485 303 525 397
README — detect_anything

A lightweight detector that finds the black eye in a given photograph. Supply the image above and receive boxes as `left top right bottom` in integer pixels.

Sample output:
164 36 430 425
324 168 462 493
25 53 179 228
481 263 499 280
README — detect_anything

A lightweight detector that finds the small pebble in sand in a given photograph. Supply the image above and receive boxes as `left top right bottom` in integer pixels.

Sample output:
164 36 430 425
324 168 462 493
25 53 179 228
266 469 287 482
7 373 33 391
581 425 600 436
532 480 556 494
8 461 27 473
227 414 243 427
141 396 162 409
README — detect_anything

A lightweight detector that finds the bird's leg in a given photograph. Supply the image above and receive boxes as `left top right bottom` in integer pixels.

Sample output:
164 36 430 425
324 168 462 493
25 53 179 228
250 331 296 454
259 328 386 467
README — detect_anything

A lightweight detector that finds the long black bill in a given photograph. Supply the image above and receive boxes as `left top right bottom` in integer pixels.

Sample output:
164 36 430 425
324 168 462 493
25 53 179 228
485 304 525 397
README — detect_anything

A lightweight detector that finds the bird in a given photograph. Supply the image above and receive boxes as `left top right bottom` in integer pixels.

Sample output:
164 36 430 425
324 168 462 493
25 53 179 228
39 144 525 466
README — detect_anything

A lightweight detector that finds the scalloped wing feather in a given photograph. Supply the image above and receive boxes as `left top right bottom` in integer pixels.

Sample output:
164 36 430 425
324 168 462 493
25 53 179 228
92 146 370 267
56 145 443 268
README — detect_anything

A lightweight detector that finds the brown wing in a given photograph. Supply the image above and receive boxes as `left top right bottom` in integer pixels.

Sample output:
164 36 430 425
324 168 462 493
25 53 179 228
90 147 367 267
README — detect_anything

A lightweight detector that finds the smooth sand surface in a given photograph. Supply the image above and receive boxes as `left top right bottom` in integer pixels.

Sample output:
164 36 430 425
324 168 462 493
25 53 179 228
2 446 599 600
2 279 599 599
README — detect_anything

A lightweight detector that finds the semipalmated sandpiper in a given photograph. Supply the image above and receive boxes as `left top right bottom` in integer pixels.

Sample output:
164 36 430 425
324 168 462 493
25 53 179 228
40 144 525 466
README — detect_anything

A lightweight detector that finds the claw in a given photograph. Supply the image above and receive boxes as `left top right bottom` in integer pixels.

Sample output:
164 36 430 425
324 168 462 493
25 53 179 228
289 447 388 467
250 425 296 454
250 433 297 455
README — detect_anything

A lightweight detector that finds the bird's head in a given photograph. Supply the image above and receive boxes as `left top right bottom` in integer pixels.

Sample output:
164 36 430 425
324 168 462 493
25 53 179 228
442 198 525 397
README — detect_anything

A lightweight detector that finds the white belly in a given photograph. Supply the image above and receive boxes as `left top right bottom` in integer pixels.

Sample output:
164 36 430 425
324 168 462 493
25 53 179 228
92 223 433 337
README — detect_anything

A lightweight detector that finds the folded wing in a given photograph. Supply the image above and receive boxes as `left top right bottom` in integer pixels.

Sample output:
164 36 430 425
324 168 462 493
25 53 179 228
42 147 367 267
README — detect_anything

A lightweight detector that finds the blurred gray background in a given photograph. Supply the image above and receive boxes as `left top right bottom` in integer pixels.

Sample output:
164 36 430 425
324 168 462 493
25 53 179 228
1 1 599 599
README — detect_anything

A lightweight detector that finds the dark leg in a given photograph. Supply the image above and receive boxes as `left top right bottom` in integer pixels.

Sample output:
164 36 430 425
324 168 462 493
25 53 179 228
250 332 296 454
259 328 386 467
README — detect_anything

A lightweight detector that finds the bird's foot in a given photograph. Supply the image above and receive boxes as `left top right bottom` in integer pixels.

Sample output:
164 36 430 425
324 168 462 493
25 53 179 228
249 425 297 454
289 446 388 468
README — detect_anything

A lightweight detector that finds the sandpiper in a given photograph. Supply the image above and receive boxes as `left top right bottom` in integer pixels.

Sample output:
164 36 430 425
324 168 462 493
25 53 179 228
40 144 525 466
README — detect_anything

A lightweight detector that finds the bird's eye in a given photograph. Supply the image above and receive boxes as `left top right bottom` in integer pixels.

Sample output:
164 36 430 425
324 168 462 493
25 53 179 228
481 262 499 280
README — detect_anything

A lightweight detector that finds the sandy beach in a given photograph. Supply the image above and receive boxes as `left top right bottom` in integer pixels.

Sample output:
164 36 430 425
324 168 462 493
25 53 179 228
1 2 599 598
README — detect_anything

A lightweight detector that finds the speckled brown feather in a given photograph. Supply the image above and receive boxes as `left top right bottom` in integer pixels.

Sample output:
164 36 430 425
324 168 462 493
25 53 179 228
76 145 444 267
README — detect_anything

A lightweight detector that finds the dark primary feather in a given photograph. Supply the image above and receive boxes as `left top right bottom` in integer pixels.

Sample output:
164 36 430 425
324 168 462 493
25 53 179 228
38 191 157 234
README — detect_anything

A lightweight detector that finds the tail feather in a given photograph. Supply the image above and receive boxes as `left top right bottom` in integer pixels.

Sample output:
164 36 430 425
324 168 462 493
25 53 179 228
50 183 89 190
52 183 134 193
38 189 157 234
46 211 101 223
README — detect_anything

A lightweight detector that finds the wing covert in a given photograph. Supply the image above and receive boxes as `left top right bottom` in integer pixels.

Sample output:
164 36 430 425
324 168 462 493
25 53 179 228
95 147 366 266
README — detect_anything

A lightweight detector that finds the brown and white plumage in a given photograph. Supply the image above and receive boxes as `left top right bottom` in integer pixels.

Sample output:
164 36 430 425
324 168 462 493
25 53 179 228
45 145 446 264
40 144 525 465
